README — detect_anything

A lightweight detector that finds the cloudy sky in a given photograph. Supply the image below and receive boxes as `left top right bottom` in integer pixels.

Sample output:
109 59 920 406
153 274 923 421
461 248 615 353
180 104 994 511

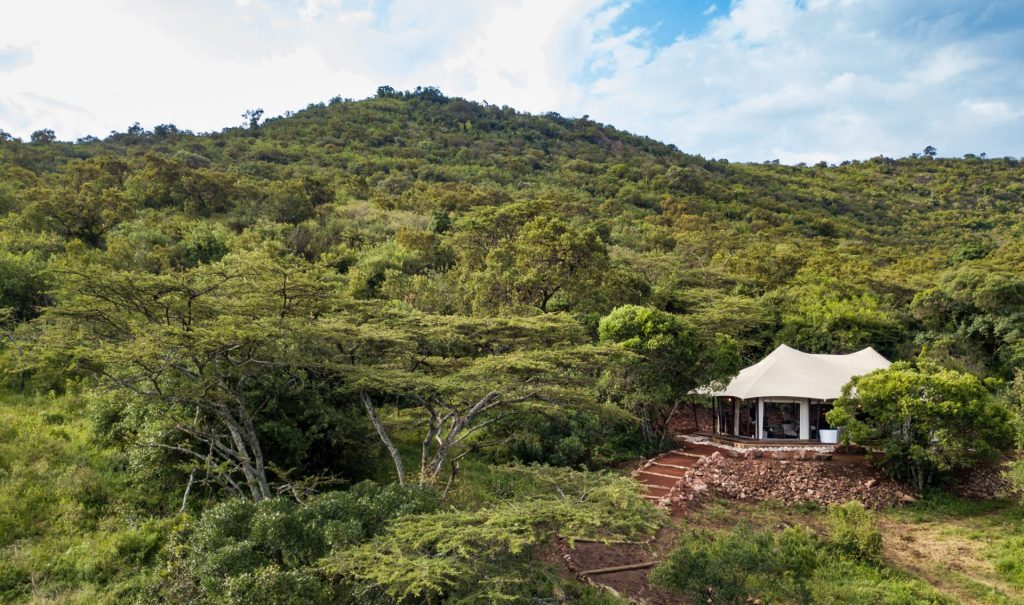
1 0 1022 163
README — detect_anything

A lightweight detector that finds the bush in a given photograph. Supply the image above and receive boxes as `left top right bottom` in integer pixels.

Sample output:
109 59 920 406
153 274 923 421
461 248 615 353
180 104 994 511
655 505 958 605
650 522 820 604
489 405 642 467
327 466 663 604
828 362 1016 490
151 482 438 604
827 502 884 564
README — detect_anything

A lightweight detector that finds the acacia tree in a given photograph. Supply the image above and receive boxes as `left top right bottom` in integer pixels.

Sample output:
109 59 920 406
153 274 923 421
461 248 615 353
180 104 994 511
598 305 741 450
345 312 619 488
24 250 345 501
25 245 618 497
25 157 134 246
827 361 1015 491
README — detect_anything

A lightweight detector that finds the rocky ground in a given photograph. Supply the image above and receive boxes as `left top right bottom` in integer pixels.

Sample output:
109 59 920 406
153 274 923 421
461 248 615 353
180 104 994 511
949 458 1021 500
669 450 915 508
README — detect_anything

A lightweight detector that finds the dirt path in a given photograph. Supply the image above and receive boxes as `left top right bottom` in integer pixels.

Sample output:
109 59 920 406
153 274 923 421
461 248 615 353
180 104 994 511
559 444 729 603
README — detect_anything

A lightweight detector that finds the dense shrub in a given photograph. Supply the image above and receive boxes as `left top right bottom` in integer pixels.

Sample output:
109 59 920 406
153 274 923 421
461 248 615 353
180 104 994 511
488 405 642 467
327 466 663 604
651 502 962 605
828 362 1016 490
827 501 884 564
150 482 438 604
650 522 820 604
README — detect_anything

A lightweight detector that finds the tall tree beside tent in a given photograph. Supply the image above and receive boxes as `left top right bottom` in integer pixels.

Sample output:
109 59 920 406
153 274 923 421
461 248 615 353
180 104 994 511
598 305 740 450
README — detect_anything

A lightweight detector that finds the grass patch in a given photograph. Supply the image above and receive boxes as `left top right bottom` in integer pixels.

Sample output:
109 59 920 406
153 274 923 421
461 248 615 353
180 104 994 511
880 492 1024 604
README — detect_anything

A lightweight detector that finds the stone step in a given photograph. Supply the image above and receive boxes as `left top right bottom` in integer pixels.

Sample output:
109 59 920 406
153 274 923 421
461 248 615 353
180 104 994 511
649 461 693 471
670 450 705 459
636 469 686 480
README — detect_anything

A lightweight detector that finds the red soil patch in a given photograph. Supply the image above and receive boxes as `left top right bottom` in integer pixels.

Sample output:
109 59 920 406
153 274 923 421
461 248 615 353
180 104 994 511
558 526 681 605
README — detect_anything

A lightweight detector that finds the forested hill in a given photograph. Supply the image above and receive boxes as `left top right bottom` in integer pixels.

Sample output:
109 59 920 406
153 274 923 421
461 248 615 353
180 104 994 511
2 87 1024 604
3 87 1022 372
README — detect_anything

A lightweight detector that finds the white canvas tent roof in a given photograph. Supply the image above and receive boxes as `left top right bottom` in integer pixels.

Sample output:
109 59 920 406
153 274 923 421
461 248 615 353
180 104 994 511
711 344 891 401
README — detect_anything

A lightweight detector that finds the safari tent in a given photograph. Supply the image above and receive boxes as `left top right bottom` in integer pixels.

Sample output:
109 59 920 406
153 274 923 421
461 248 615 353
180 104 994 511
708 344 891 443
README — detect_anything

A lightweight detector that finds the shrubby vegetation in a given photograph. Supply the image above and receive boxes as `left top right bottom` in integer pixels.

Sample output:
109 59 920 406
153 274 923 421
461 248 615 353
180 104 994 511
829 362 1016 490
0 88 1021 602
328 465 662 603
652 502 949 605
151 481 439 604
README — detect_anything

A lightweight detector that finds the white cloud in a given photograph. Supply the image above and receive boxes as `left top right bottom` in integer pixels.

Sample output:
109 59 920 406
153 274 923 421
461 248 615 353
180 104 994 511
0 0 1021 161
961 100 1021 121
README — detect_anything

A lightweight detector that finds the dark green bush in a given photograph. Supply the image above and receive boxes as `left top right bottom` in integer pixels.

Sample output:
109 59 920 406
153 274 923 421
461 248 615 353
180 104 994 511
151 482 437 604
489 406 642 467
650 522 820 604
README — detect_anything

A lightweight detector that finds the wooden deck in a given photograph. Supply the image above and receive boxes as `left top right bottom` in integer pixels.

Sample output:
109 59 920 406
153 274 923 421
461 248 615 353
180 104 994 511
689 433 833 449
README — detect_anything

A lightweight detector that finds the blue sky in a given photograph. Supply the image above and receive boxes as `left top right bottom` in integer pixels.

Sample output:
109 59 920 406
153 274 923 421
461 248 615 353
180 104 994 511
1 0 1022 163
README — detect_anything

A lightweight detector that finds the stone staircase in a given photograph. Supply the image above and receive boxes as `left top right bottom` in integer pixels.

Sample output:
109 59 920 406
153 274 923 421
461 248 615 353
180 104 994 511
632 447 710 505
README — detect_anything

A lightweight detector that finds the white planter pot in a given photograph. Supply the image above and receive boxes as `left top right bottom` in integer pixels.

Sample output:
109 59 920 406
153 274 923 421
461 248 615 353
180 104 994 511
819 429 839 444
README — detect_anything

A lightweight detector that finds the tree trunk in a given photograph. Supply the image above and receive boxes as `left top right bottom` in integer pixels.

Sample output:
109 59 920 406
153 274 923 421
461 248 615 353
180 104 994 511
219 411 268 500
361 392 407 486
658 400 682 450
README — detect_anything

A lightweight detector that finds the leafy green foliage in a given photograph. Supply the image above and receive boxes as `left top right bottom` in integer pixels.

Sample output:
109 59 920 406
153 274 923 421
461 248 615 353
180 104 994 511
913 265 1024 377
150 482 437 604
810 559 956 605
598 305 740 449
774 292 905 357
0 391 173 604
326 465 663 604
650 522 821 604
828 362 1016 490
488 403 641 467
653 504 953 605
827 502 884 564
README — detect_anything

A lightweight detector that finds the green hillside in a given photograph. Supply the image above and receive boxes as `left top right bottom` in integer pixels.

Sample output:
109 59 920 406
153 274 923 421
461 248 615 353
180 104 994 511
1 88 1022 604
